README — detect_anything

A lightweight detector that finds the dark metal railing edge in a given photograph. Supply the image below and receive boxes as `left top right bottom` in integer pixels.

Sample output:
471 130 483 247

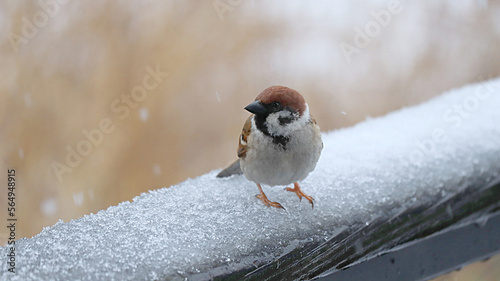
194 176 500 281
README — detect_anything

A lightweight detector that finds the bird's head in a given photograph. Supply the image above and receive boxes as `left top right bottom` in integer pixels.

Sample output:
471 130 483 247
245 86 310 137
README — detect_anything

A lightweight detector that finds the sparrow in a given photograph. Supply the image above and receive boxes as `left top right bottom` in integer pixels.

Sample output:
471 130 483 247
217 86 323 209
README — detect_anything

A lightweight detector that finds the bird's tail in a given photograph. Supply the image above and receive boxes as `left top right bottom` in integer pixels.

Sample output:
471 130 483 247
216 159 243 178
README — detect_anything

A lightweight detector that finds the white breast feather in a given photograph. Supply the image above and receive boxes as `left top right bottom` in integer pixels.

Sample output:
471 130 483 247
240 104 322 186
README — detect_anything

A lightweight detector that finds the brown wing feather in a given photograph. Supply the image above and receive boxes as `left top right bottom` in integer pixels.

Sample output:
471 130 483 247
237 115 253 158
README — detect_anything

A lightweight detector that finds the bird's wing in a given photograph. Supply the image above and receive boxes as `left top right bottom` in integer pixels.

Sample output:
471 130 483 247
216 115 253 178
237 115 253 159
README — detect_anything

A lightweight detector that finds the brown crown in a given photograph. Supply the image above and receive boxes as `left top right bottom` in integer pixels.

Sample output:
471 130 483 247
255 86 306 116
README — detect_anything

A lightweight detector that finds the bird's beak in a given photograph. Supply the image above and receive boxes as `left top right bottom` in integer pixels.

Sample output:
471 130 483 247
244 100 268 114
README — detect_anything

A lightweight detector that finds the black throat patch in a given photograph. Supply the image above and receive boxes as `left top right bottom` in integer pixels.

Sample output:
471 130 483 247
254 114 290 149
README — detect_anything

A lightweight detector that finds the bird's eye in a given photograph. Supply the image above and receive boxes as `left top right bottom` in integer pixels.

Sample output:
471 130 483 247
271 101 281 109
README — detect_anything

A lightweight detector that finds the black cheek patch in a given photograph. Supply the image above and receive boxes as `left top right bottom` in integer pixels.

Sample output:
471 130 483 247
278 116 293 125
278 107 298 125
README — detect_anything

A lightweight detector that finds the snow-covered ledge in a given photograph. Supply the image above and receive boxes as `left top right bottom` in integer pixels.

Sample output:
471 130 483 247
2 79 500 281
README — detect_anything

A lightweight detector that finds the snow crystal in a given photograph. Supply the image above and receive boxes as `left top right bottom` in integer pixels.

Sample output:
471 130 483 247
153 164 161 176
40 198 58 217
72 192 84 206
139 107 149 122
215 90 221 103
1 78 500 280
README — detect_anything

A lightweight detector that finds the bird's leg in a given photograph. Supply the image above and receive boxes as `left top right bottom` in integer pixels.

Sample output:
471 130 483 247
256 183 285 209
285 182 314 208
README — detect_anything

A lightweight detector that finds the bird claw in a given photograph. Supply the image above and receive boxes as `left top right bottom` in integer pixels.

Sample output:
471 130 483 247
256 194 285 210
285 187 303 201
285 183 314 209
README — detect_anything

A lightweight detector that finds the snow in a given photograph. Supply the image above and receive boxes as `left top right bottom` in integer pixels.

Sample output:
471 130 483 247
2 78 500 280
72 192 84 206
139 107 149 122
40 198 58 217
152 164 161 176
215 90 221 103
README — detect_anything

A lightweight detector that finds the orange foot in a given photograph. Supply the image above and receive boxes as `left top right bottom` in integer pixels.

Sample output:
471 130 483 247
256 184 285 209
285 182 314 208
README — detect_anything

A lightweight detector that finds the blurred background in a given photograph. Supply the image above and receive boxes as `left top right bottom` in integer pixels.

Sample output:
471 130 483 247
1 0 499 279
